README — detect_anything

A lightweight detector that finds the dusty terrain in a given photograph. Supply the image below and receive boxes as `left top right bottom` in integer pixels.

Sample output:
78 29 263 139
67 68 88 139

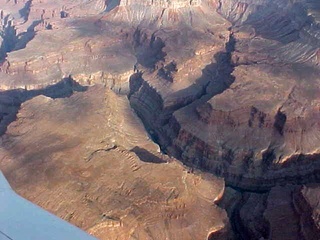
0 0 320 239
0 85 230 239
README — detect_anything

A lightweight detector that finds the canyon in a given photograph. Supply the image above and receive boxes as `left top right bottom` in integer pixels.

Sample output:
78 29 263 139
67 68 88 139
0 0 320 239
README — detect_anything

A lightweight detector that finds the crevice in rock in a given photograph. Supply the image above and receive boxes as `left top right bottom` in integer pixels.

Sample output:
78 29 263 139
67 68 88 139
261 147 276 172
85 145 117 162
128 72 143 99
292 186 320 240
217 187 271 240
60 10 69 19
0 76 87 135
128 72 165 146
127 24 320 191
157 61 177 82
128 28 236 152
231 192 270 240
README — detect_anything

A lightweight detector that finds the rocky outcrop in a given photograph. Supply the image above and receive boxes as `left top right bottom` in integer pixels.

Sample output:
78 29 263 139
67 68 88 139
124 0 320 191
107 0 221 27
119 0 202 8
293 184 320 239
218 185 320 240
169 62 320 190
0 21 136 90
218 0 320 65
0 0 137 90
0 77 86 135
1 0 320 239
0 85 230 240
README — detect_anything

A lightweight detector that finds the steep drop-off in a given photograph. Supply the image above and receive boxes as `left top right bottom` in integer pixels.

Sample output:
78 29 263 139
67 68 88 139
0 85 230 240
0 0 320 239
125 0 320 191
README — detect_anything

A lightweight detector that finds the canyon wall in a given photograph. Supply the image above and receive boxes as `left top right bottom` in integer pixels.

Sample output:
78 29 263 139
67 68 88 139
0 0 320 239
124 0 320 190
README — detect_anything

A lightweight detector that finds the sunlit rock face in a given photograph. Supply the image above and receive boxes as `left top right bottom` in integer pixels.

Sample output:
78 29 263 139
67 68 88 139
108 0 220 26
0 85 230 240
127 0 320 190
218 0 320 66
171 0 320 190
0 0 320 239
119 0 202 8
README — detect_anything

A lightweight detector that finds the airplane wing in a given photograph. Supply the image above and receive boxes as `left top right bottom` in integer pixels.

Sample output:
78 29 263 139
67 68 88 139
0 171 98 240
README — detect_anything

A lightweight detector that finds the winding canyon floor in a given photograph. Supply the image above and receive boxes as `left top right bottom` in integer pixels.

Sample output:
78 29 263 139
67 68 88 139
1 0 320 239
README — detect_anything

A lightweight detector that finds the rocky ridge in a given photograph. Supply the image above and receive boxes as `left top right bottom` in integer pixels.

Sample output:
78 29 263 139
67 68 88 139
0 85 231 240
0 0 320 239
123 0 320 190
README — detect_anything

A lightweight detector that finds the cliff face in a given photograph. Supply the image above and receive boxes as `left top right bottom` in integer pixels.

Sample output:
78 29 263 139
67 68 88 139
122 0 320 190
1 0 320 239
219 0 320 65
119 0 202 8
114 0 205 24
0 85 230 240
166 0 320 189
171 63 320 190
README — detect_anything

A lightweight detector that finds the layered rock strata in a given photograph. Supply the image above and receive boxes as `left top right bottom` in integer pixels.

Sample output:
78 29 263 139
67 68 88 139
0 85 230 240
219 184 320 240
125 0 320 190
0 0 320 239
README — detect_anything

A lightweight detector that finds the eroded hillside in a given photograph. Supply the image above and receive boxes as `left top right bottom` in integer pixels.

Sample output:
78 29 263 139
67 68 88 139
0 0 320 239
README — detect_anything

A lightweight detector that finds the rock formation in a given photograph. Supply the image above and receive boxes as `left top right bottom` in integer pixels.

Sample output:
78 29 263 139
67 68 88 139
0 0 320 239
0 85 230 240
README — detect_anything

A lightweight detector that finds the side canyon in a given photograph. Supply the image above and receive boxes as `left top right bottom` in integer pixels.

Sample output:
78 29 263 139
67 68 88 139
0 0 320 239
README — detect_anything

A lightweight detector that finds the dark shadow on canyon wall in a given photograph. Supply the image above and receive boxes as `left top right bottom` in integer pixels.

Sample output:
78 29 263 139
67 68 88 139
0 76 87 135
132 28 167 69
19 0 32 23
0 18 18 61
105 0 120 12
166 32 236 113
131 147 166 164
15 20 42 51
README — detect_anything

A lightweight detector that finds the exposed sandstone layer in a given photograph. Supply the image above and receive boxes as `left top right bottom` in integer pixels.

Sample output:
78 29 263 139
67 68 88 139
219 0 320 65
123 0 320 190
0 85 229 240
0 18 136 90
1 0 320 239
173 62 320 190
218 184 320 240
0 0 228 91
0 0 136 90
0 77 87 135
